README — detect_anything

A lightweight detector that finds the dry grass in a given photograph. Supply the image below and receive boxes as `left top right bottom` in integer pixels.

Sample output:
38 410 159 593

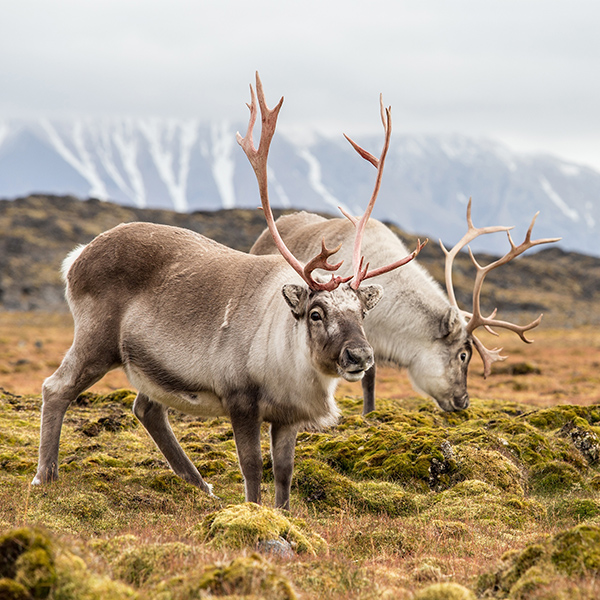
2 312 600 407
1 311 600 599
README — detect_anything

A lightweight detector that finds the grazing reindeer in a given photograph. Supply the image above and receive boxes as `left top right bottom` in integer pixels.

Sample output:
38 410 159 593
32 74 421 509
251 137 560 414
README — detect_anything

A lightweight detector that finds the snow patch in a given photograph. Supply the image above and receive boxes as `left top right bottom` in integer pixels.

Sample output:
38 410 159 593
139 118 198 212
0 121 8 149
111 119 147 208
584 202 596 228
492 144 517 172
40 118 108 199
210 121 236 209
539 175 579 222
298 147 349 213
268 170 291 208
559 163 581 177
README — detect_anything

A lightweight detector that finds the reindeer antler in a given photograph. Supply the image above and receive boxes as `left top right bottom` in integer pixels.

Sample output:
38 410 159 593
340 94 426 289
237 72 351 292
441 198 561 377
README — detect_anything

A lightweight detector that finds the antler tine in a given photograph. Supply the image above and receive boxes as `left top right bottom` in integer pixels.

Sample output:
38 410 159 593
237 72 348 292
439 198 557 375
303 239 351 284
439 198 513 309
442 200 560 376
466 213 561 340
340 95 423 289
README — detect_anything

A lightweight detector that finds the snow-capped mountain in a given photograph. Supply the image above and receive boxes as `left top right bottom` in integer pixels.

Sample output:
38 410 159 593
0 117 598 256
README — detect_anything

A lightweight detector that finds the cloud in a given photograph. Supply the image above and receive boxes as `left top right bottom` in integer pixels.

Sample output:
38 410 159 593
2 0 600 169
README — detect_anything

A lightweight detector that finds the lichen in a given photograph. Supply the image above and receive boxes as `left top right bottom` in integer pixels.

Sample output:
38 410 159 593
197 502 328 556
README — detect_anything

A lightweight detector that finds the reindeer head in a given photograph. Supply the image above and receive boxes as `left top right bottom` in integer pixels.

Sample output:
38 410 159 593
424 199 561 410
237 73 422 383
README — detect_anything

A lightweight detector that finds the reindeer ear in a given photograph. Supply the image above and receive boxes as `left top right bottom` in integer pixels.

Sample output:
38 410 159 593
357 284 384 313
438 306 463 340
281 284 309 319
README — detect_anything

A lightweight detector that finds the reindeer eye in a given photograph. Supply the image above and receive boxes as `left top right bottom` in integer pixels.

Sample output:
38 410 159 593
309 310 323 322
460 352 468 362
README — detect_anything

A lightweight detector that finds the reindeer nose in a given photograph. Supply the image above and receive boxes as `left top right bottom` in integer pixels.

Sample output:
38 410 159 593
454 393 470 411
341 345 374 373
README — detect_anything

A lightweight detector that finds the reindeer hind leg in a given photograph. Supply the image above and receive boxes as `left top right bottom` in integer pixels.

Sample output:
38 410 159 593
33 336 118 485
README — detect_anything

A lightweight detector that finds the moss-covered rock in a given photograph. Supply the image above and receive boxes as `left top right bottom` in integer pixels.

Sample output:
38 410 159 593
478 523 600 598
0 528 56 599
413 582 476 600
0 578 31 600
197 503 327 556
112 542 191 587
426 480 544 528
13 547 56 598
529 460 584 494
53 550 138 599
154 554 296 600
0 527 137 600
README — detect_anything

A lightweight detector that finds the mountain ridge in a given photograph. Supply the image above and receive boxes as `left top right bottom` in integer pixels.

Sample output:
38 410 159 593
0 117 596 256
1 194 599 329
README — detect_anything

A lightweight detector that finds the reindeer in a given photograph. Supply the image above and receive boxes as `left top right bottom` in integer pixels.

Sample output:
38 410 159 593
251 107 560 414
32 74 421 509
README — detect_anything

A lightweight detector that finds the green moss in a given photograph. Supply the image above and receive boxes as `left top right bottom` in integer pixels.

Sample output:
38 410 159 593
550 524 600 576
431 520 471 540
112 542 191 587
197 503 327 556
0 578 31 600
413 582 476 600
453 446 524 495
55 492 113 522
0 528 136 600
550 498 600 522
427 480 544 528
479 524 600 598
344 525 412 559
155 554 296 600
354 480 419 517
52 550 138 600
293 458 355 508
14 548 56 598
524 405 600 431
75 389 136 408
0 528 53 580
293 458 418 517
529 460 584 494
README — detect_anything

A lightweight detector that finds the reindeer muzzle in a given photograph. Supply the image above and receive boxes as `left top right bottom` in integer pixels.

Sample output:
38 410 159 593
339 343 374 382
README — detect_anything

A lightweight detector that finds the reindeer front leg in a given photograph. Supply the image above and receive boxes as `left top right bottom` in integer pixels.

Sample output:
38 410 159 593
270 422 298 510
229 402 263 504
361 363 377 415
133 393 215 496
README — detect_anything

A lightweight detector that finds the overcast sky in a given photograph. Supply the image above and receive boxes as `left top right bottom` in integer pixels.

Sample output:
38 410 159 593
2 1 599 170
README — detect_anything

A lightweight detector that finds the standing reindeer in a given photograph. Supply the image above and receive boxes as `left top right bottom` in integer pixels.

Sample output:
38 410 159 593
251 122 560 414
32 74 421 509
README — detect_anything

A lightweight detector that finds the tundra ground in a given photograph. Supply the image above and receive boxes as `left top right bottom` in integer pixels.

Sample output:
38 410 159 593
0 312 599 599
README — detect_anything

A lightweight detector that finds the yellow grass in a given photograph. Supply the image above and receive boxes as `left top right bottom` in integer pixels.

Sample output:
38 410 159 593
4 310 598 407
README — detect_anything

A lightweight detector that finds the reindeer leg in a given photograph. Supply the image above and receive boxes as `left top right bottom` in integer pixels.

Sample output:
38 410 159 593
361 363 377 415
270 422 298 510
132 393 215 496
229 403 263 505
33 341 115 485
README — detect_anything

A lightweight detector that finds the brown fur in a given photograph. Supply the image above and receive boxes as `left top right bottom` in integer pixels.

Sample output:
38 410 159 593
251 212 472 414
33 222 382 509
